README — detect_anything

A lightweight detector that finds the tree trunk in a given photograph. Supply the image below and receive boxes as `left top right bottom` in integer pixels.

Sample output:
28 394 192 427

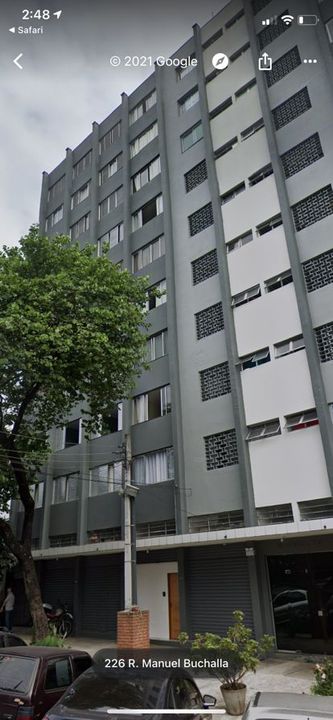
21 551 49 642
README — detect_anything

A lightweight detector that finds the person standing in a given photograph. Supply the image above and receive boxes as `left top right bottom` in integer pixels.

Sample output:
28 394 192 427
1 587 15 632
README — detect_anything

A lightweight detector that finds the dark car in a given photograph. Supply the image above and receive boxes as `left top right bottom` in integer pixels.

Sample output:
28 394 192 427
45 667 217 720
0 647 92 720
0 629 27 648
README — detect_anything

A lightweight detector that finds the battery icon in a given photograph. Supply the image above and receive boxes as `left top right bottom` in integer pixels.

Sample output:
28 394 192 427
297 14 319 25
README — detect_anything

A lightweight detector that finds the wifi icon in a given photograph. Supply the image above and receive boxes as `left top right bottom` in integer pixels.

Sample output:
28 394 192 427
281 14 294 25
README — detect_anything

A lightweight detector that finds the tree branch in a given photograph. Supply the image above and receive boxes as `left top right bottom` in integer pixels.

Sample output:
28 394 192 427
12 382 41 436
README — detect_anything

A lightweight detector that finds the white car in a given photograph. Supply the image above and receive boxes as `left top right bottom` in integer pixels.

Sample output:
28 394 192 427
243 692 333 720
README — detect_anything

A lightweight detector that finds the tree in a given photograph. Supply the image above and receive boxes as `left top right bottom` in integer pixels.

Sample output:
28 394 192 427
0 227 148 640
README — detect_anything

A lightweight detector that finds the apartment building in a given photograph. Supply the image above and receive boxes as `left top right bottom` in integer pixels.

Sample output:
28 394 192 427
12 0 333 653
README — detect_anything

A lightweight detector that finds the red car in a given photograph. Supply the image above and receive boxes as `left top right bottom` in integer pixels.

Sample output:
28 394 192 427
0 646 91 720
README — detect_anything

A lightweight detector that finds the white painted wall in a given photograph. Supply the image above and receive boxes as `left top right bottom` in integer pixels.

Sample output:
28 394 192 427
227 225 290 297
222 173 280 242
234 283 302 357
250 426 331 507
241 350 315 427
206 49 255 109
137 561 178 640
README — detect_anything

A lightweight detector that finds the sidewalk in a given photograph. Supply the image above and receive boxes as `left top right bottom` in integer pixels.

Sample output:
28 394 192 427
16 630 316 718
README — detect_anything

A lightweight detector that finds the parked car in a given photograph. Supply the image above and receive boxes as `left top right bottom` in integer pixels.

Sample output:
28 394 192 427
0 647 91 720
45 668 217 720
243 692 333 720
0 629 27 648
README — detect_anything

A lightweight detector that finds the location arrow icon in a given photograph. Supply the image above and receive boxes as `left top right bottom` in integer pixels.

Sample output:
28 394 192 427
9 27 16 33
13 53 23 69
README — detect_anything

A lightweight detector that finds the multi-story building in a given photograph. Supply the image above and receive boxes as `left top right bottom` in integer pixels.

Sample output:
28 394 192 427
12 0 333 653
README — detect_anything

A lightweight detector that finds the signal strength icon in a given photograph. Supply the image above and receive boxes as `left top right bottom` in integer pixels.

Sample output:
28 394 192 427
281 14 294 25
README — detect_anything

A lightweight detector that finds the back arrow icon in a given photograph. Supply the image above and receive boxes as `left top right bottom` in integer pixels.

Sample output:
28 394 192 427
13 53 23 69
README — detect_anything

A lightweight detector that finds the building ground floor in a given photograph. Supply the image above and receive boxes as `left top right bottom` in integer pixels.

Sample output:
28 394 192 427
12 533 333 654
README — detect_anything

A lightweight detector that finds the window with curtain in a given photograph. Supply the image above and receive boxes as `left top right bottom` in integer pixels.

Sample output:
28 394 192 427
132 448 174 485
133 385 171 424
89 462 122 496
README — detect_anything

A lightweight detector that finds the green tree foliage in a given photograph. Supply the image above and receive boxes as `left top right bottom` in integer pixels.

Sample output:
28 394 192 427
0 227 148 639
179 610 274 689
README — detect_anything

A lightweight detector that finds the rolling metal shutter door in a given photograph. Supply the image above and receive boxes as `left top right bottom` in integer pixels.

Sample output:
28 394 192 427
185 545 253 635
41 559 76 609
81 556 122 635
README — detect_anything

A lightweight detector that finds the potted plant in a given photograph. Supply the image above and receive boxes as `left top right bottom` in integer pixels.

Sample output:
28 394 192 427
179 610 274 716
311 658 333 696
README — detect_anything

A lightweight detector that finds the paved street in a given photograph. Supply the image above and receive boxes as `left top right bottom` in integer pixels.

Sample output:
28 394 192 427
16 630 316 718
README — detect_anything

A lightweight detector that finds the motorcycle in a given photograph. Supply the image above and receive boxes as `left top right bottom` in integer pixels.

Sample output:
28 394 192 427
43 601 74 636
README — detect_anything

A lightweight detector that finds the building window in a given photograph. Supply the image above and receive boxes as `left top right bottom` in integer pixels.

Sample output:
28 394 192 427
71 182 90 209
292 185 333 232
189 202 213 236
226 230 253 253
256 213 282 236
232 284 261 307
98 187 123 219
249 164 273 187
176 56 196 80
88 527 121 542
285 409 318 431
185 160 207 193
178 87 199 114
72 150 92 179
49 534 77 547
246 419 281 441
70 213 90 239
209 97 233 120
189 510 244 532
299 497 333 521
274 334 305 358
133 385 171 424
265 269 292 292
99 121 121 154
257 10 290 49
195 302 224 340
240 348 270 370
30 482 44 509
146 279 166 311
235 78 256 98
45 205 63 230
64 419 81 448
137 520 176 538
131 156 161 193
221 182 246 204
132 235 165 271
132 447 174 485
130 122 158 158
281 133 323 179
132 194 163 231
48 176 65 202
272 87 311 130
225 8 244 28
99 154 122 185
315 322 333 363
214 136 238 159
200 362 231 401
241 118 264 141
100 403 123 434
192 249 218 285
257 504 293 525
89 462 122 496
181 122 203 152
267 46 301 87
97 223 124 255
229 42 250 62
206 69 220 84
129 90 157 125
303 249 333 293
204 429 238 470
202 28 223 50
53 473 79 504
147 329 168 361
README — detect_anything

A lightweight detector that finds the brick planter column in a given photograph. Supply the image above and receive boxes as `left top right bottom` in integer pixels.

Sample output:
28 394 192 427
117 607 150 648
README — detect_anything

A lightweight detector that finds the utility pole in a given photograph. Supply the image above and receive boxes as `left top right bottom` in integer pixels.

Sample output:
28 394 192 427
122 434 138 609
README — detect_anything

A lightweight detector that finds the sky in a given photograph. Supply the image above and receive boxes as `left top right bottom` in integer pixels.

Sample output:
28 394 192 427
0 0 227 248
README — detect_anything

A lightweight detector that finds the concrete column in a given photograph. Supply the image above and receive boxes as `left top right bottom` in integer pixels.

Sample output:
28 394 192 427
39 171 49 233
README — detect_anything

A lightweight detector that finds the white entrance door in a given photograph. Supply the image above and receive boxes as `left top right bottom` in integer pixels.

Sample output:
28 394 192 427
137 561 178 640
